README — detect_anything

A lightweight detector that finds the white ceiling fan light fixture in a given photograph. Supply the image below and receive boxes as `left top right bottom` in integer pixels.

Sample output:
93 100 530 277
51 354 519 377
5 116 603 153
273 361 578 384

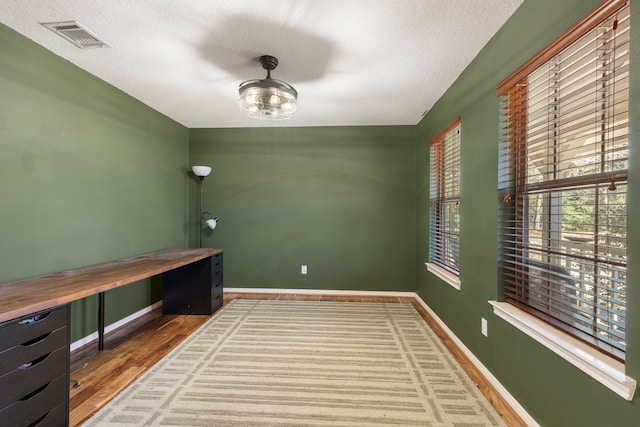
238 55 298 120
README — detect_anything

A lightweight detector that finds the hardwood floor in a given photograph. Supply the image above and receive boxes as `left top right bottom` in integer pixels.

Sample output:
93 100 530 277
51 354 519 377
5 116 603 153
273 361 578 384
69 312 208 425
69 292 526 426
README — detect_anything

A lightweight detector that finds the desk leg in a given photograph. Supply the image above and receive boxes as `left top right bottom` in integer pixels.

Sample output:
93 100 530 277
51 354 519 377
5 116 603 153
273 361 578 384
98 291 105 351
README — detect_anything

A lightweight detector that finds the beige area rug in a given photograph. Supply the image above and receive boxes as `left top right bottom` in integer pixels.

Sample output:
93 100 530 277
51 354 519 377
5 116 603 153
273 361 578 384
83 300 506 426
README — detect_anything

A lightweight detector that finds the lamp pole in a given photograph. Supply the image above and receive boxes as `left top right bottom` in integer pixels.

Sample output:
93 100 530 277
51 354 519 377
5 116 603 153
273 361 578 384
191 165 211 248
198 176 204 248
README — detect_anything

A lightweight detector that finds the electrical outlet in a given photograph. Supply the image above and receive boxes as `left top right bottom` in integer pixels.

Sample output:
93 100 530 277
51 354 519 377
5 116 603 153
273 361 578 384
301 265 307 275
481 318 488 337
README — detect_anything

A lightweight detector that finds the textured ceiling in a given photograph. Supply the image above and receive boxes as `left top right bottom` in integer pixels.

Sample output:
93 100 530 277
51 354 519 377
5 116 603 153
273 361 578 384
0 0 523 128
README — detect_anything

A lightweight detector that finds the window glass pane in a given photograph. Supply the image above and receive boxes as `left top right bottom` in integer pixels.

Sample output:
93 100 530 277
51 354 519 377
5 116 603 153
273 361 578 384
429 120 461 273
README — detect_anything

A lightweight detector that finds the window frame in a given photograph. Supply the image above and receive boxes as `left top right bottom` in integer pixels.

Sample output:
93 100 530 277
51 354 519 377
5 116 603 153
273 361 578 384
428 118 462 289
494 0 634 399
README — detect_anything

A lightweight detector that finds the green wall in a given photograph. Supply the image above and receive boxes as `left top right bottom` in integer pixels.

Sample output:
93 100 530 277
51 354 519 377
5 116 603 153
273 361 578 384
0 24 190 340
190 127 416 291
415 0 640 425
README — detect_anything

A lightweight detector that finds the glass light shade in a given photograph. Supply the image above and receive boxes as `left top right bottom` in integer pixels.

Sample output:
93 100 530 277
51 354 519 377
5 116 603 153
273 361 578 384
239 79 297 120
192 165 211 177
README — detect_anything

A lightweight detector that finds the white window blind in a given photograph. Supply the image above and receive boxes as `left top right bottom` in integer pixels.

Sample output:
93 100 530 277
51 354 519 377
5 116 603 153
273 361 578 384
429 118 461 274
498 0 629 360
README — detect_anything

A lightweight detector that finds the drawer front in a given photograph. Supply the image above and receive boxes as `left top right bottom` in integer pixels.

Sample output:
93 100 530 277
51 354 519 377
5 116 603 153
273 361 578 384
212 267 223 286
211 291 223 312
211 252 223 286
211 278 223 312
0 346 68 408
0 306 69 354
0 326 68 378
0 374 68 427
211 251 223 312
212 279 223 294
31 402 67 427
211 252 223 274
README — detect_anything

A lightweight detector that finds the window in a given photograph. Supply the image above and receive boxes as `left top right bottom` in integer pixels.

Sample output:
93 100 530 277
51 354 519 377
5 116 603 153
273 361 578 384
498 0 629 360
429 118 461 276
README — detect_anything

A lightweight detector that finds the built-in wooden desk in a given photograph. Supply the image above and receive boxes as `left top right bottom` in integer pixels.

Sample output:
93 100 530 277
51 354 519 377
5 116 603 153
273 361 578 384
0 247 223 426
0 248 223 323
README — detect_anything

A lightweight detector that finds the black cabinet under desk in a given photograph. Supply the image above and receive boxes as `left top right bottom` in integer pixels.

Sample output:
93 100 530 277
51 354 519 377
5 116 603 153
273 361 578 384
162 251 224 315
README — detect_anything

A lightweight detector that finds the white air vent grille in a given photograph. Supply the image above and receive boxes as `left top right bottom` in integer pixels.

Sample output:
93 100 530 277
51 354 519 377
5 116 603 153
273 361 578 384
41 21 110 49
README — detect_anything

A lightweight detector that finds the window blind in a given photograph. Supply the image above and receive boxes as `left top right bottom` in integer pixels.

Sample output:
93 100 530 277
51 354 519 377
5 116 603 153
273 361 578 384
429 118 461 273
498 0 629 360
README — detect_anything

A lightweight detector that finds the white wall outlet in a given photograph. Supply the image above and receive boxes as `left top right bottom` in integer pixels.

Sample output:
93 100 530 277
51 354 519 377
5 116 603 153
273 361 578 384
481 317 488 337
301 265 307 275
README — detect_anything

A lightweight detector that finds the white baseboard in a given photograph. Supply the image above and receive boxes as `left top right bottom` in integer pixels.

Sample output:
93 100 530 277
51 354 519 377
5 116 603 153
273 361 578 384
412 295 539 427
224 287 415 298
70 301 162 352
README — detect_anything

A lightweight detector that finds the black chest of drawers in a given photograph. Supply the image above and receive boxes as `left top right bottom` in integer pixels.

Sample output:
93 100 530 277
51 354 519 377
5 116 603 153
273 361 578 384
0 304 70 426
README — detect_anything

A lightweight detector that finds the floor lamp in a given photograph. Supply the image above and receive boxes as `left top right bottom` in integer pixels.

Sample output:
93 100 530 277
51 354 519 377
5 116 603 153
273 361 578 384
192 165 211 248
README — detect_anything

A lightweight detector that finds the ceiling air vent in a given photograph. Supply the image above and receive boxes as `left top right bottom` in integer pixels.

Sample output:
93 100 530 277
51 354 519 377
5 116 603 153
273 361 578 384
41 21 110 49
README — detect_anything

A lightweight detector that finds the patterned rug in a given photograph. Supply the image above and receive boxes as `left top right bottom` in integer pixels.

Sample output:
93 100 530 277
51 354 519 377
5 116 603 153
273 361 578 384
83 300 506 426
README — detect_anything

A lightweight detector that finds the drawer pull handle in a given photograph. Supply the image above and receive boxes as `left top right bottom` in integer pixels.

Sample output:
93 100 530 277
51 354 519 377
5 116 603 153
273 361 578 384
19 382 49 401
22 332 52 347
18 312 49 324
19 353 49 370
31 414 48 427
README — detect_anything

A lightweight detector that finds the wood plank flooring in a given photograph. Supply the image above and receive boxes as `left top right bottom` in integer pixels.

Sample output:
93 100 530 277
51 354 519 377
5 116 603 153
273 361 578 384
69 292 526 426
